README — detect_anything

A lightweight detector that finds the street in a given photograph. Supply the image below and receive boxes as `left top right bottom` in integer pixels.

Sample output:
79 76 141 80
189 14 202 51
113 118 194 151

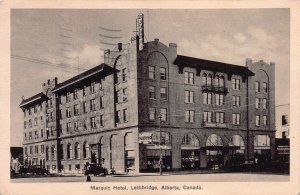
11 172 289 183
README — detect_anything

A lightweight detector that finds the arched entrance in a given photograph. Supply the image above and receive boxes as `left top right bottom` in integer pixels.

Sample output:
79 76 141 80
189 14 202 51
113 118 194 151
205 134 224 169
228 135 245 167
181 133 200 169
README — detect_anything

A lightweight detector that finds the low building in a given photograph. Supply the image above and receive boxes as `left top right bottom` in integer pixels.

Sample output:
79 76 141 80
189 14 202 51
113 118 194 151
10 147 23 172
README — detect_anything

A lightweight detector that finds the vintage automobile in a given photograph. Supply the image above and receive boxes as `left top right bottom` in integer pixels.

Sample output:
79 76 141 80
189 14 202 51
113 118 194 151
84 163 108 176
19 165 50 175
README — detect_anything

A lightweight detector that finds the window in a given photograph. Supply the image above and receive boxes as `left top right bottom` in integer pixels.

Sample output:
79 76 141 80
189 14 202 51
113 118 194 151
185 90 194 103
116 90 122 103
66 122 71 132
25 147 28 155
90 82 96 93
203 92 212 105
60 144 64 159
50 112 54 121
29 132 32 140
40 104 43 111
282 115 288 126
216 112 225 123
99 96 104 108
160 108 167 122
256 115 260 126
91 117 96 128
67 143 72 159
83 87 86 96
83 102 87 113
29 146 33 154
185 110 195 123
100 115 104 126
74 121 79 131
45 146 49 160
202 73 207 85
41 145 44 154
149 107 156 121
262 99 267 109
262 82 268 93
263 115 267 125
99 79 103 90
66 92 71 102
51 145 55 160
203 111 213 123
255 81 260 92
148 66 155 79
49 98 53 107
90 99 96 111
74 89 78 100
123 88 127 102
184 71 194 84
255 98 260 109
232 96 240 106
160 87 167 100
41 129 43 138
215 94 224 105
83 142 87 159
149 86 156 99
34 106 37 113
24 133 27 140
24 121 26 129
35 145 39 154
122 68 127 82
232 113 241 125
123 109 128 122
66 107 71 118
160 68 167 80
116 110 121 123
207 74 212 86
50 126 55 136
29 119 32 128
41 116 43 121
219 76 224 87
28 108 31 115
74 143 80 159
232 78 240 90
68 165 72 171
34 131 38 139
74 104 79 115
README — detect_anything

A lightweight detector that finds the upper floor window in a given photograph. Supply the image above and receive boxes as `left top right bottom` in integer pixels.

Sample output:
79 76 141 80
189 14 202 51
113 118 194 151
207 74 212 86
255 115 260 126
90 82 96 94
185 90 194 103
90 99 96 111
255 98 260 109
66 92 71 103
185 110 195 123
66 108 71 118
160 87 167 100
232 113 241 125
215 94 224 105
149 107 156 121
99 97 104 109
203 111 213 123
160 108 167 122
203 92 212 105
116 91 122 103
262 82 268 93
263 115 267 126
34 106 37 113
74 89 78 100
41 129 44 138
232 96 240 106
123 109 128 123
160 68 167 81
149 86 156 99
100 115 104 127
29 119 32 128
232 78 240 90
122 68 127 82
83 102 87 113
83 87 86 96
282 115 288 126
262 99 267 109
216 112 225 123
148 66 155 79
40 104 43 111
34 118 37 126
123 88 128 102
24 121 26 129
74 104 79 115
74 121 79 131
185 71 194 84
91 117 96 128
116 110 121 124
28 108 31 115
255 81 260 92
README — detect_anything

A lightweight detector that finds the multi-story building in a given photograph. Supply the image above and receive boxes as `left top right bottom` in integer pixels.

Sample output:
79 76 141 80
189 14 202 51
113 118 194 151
275 104 289 139
20 18 275 174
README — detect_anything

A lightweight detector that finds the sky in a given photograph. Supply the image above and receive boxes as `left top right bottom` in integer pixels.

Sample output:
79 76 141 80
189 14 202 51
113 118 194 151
11 9 290 146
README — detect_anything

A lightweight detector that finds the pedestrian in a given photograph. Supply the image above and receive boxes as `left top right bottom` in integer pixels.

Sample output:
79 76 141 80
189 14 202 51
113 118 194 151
86 175 91 182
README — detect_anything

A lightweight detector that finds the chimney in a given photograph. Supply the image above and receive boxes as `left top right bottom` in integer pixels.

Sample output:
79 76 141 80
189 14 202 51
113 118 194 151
154 38 159 45
245 58 252 66
118 43 122 51
270 62 275 66
47 79 50 85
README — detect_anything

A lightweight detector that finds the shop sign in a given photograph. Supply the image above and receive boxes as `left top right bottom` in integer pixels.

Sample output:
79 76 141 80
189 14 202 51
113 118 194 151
277 146 290 155
139 132 153 144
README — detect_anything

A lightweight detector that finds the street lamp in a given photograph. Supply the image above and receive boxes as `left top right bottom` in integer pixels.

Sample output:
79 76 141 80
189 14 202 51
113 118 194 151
158 114 163 175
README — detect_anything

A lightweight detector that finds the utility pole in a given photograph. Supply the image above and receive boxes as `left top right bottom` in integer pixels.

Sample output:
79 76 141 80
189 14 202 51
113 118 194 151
158 114 163 175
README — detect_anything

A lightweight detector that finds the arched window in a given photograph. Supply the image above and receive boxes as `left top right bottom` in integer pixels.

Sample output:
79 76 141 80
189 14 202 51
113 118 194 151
125 133 135 147
254 135 270 147
67 143 72 159
207 74 212 86
74 142 80 159
230 135 245 149
51 145 55 160
45 146 49 161
181 133 200 147
206 134 223 146
152 131 172 145
202 73 207 85
83 142 87 159
215 75 220 86
219 76 225 87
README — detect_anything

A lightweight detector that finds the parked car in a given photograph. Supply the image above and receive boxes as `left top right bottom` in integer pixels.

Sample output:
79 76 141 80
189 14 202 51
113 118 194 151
19 165 50 175
85 163 108 176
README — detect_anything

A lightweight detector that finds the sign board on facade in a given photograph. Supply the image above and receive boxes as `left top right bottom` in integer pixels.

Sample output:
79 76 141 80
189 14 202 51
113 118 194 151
138 132 153 144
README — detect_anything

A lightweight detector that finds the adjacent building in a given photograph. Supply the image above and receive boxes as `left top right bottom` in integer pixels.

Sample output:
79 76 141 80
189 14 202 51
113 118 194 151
20 16 276 174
